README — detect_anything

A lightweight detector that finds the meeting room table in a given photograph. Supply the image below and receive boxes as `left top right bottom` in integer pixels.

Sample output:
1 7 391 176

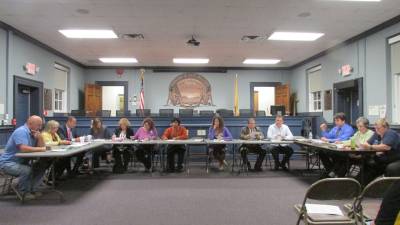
294 139 388 185
15 141 104 203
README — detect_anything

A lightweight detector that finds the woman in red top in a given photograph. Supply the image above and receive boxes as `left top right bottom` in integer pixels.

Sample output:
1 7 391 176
162 118 188 172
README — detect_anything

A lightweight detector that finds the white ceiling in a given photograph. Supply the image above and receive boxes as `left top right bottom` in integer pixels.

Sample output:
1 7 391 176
0 0 399 67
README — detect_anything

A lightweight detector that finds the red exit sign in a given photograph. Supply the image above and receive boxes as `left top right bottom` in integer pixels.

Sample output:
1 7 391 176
339 64 353 77
23 63 39 75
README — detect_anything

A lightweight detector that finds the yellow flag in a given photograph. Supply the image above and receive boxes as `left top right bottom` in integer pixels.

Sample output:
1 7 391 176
234 74 239 116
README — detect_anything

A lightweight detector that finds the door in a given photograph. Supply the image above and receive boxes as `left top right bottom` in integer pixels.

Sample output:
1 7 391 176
16 85 30 127
275 84 290 114
85 84 102 117
253 91 259 112
334 78 362 125
15 85 40 127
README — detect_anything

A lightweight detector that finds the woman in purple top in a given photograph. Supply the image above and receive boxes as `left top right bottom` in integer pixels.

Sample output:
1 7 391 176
133 118 158 171
208 116 233 171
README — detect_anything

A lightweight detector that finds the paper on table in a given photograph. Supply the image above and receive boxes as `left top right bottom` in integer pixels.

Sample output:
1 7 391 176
192 139 203 142
69 142 89 147
93 139 106 142
51 149 68 152
305 204 344 216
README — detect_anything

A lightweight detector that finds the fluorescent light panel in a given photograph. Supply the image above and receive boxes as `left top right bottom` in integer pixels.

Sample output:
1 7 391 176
243 59 281 65
99 58 138 63
173 58 209 64
59 29 118 38
268 32 324 41
329 0 380 1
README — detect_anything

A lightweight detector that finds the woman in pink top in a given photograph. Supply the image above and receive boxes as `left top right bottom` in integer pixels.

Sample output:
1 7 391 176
133 118 158 171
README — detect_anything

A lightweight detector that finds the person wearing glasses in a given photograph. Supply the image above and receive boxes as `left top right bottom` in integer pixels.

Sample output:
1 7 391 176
359 118 400 184
333 117 374 177
112 118 134 173
239 118 266 172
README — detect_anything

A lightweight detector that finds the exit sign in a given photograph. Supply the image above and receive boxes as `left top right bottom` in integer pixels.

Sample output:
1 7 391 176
338 64 353 77
23 63 39 75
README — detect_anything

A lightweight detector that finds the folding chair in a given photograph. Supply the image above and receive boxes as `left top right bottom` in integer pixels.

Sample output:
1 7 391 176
346 177 400 224
0 170 24 201
294 178 361 225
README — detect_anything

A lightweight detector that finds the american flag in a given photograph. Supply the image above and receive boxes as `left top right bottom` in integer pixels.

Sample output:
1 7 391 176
139 69 145 111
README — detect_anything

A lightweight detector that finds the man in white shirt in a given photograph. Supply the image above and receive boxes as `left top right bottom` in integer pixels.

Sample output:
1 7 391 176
267 115 294 171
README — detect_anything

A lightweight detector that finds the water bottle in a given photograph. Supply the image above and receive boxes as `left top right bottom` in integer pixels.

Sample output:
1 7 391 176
308 131 313 139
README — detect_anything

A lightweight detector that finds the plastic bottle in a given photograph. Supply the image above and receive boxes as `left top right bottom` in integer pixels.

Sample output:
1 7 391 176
308 131 313 139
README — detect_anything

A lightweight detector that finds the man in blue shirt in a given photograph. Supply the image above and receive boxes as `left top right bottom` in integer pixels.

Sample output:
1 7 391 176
0 115 47 200
359 118 400 184
319 113 354 178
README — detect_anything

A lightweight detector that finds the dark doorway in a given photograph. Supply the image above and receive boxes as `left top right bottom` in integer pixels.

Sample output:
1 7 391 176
333 78 363 125
14 76 43 127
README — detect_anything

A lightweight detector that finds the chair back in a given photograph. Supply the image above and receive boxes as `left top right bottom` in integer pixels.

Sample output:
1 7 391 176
159 109 174 117
360 177 400 199
136 109 151 117
199 110 214 117
71 110 85 116
97 110 111 117
239 109 253 117
116 110 131 117
256 110 266 117
305 178 361 201
179 109 194 117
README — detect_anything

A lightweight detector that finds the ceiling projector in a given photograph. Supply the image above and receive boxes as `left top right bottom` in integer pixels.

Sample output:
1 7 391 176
187 36 200 47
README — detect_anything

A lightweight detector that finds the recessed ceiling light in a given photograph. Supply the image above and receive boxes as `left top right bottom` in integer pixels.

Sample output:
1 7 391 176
76 9 90 14
99 58 138 63
59 29 118 39
243 59 281 65
268 32 324 41
173 58 209 64
325 0 380 1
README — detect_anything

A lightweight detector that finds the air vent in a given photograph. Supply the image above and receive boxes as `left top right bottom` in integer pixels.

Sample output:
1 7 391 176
120 33 144 40
241 35 267 42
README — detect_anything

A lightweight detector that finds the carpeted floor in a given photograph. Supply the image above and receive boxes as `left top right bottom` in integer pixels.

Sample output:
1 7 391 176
0 160 320 225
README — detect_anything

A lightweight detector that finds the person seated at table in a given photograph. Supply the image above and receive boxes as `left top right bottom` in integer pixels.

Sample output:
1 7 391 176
267 115 294 171
374 180 400 225
57 116 85 176
0 116 47 200
332 117 374 177
239 118 266 172
162 117 188 173
319 112 354 178
207 116 233 171
42 120 71 180
133 117 158 171
358 118 400 184
90 118 112 168
112 118 134 173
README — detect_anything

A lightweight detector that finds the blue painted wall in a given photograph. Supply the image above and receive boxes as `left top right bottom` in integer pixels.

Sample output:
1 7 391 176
290 22 400 124
84 69 291 113
0 28 85 119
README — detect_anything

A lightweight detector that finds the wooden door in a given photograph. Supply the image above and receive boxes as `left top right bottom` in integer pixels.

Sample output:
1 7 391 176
253 91 259 112
275 84 290 115
85 84 102 117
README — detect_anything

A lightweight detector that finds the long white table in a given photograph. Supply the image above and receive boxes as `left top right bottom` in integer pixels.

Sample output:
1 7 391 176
12 139 297 202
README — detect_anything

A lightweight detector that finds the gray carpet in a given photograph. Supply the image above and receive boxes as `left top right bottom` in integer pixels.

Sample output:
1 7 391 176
0 161 319 225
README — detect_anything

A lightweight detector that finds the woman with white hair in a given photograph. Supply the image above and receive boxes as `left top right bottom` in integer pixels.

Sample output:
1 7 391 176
41 120 71 146
41 120 71 181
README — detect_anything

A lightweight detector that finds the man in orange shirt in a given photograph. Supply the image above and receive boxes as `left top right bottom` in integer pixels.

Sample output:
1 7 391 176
162 118 188 172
